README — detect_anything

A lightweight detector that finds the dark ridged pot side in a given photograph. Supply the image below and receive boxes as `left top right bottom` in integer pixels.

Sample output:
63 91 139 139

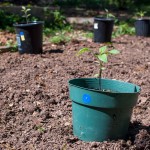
135 19 150 37
14 21 43 54
93 17 114 43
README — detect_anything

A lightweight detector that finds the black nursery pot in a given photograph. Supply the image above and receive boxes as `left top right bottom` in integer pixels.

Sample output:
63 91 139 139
14 21 44 54
135 19 150 37
93 17 114 43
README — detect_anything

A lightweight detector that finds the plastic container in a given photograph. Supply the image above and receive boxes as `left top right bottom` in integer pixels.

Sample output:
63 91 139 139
14 21 43 54
135 19 150 37
68 78 140 142
93 17 114 43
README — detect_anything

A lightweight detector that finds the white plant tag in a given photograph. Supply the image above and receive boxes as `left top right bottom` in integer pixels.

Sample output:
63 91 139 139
94 23 98 29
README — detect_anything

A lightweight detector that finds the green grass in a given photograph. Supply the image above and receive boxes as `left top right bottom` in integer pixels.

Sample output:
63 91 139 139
83 32 93 39
50 32 71 44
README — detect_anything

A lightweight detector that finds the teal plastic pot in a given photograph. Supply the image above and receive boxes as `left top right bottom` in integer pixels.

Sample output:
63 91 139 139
68 78 140 142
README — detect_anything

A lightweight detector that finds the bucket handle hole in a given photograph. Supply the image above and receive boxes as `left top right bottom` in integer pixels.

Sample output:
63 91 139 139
113 114 116 120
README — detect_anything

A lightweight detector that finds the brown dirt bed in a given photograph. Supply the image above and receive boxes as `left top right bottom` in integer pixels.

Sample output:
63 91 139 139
0 34 150 149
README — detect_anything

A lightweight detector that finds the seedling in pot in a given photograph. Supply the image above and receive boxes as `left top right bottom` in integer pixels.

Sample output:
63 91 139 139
77 45 119 90
135 10 147 19
21 6 31 23
105 9 115 19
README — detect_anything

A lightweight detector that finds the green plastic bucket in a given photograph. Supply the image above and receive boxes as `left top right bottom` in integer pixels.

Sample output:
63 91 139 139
68 78 140 142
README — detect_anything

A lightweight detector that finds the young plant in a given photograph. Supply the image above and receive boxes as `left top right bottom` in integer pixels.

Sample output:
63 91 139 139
21 6 31 23
77 45 119 90
50 31 70 44
105 9 115 19
35 125 46 133
113 22 135 37
136 11 147 19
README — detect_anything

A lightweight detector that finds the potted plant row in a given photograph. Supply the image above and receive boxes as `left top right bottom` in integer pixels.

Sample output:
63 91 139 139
93 9 150 43
13 6 44 54
68 45 140 142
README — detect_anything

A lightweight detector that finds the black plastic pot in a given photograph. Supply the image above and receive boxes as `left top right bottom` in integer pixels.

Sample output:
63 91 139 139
135 19 150 37
13 21 44 54
93 17 114 43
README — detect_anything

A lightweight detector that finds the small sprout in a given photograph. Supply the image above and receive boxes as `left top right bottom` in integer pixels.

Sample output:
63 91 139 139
21 6 31 23
105 9 115 19
77 45 119 90
136 11 147 19
36 125 46 133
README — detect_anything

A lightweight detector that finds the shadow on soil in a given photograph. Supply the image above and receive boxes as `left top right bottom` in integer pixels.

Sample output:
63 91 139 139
127 121 150 149
112 40 128 45
44 49 64 54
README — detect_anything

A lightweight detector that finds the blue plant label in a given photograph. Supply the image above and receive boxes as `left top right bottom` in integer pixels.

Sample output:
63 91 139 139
20 32 25 41
83 94 91 104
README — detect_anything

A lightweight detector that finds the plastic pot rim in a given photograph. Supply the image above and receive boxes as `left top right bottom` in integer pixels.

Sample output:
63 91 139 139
94 17 114 21
13 21 44 27
68 78 140 94
135 18 150 21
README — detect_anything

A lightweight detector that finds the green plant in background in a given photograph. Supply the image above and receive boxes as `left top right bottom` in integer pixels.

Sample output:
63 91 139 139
109 0 134 10
44 8 71 31
0 10 20 30
43 28 56 36
0 6 70 33
50 31 70 44
0 9 38 31
53 10 69 29
6 40 18 52
21 6 31 23
135 10 147 19
84 32 93 39
77 45 119 90
113 22 135 37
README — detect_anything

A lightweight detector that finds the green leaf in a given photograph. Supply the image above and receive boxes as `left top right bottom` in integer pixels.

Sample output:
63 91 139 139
98 54 108 63
109 49 120 54
22 6 26 10
108 13 115 18
94 74 99 78
105 9 108 13
101 67 106 70
99 46 107 54
26 9 31 12
76 48 90 56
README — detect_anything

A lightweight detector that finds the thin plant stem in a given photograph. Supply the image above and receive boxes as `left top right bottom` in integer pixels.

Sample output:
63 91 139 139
98 61 102 90
25 12 28 23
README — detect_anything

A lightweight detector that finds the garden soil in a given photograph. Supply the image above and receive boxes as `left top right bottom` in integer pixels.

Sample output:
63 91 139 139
0 34 150 149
